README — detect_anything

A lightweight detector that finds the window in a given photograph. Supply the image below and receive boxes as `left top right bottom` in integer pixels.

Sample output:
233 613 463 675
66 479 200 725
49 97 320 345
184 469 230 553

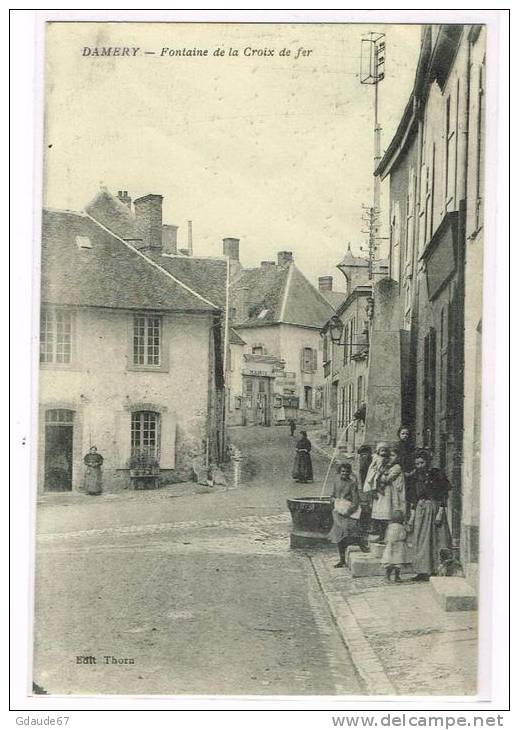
323 334 329 363
252 345 264 355
343 323 349 365
131 411 160 458
405 168 416 266
350 317 356 361
40 308 72 364
444 88 458 208
133 314 161 366
301 347 317 373
304 386 313 410
390 202 401 283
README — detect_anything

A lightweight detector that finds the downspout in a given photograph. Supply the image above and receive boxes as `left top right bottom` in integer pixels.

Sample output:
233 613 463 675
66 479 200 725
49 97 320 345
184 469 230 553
451 31 472 566
221 256 231 461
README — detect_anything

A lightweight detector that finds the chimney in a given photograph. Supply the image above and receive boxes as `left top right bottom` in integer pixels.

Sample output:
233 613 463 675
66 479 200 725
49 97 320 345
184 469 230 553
117 190 132 209
162 224 178 255
318 276 333 292
187 220 193 256
133 194 163 250
223 237 240 262
261 261 276 270
277 251 293 267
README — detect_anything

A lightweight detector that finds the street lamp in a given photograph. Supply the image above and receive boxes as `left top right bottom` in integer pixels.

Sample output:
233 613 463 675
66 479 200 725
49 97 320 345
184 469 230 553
329 315 345 345
327 315 369 358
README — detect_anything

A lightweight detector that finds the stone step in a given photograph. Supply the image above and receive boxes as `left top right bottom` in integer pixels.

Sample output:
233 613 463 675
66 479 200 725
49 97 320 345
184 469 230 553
429 576 478 612
348 551 414 578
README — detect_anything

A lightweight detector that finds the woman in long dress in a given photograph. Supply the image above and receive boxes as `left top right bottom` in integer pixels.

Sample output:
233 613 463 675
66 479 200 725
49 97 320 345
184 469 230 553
408 449 452 581
83 445 104 495
292 431 313 483
397 425 416 517
328 463 367 567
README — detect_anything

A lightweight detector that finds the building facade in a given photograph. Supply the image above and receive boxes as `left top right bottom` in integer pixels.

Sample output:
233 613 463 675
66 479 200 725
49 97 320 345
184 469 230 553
374 24 486 577
225 246 335 427
39 193 228 493
320 247 387 450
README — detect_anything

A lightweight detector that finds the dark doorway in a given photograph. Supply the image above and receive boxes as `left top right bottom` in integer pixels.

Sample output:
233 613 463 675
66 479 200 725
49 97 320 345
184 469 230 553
44 409 74 491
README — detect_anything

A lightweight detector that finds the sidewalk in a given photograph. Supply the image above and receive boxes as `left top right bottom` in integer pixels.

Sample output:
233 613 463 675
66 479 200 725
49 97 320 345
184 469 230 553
310 550 478 696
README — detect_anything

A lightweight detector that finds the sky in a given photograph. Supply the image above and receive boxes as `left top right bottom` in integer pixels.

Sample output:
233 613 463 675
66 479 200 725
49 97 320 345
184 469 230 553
43 22 421 290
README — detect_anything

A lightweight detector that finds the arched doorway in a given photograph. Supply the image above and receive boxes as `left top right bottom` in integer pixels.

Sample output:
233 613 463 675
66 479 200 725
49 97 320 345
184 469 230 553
44 409 74 491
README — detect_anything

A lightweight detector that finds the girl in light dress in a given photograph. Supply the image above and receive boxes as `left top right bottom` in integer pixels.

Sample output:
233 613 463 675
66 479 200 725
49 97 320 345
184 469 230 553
381 510 410 582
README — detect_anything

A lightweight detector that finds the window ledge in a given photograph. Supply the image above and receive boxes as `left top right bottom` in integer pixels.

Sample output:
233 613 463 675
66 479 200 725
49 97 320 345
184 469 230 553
40 362 75 371
126 364 170 373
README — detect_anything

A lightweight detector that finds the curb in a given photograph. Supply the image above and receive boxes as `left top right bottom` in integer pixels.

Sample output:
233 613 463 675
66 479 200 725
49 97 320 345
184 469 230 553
310 553 397 696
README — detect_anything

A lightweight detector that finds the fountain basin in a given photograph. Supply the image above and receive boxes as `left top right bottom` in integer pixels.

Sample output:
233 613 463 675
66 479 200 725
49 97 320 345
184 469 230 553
287 496 333 549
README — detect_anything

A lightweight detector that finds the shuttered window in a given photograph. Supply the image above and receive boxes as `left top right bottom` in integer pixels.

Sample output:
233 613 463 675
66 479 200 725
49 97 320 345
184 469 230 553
301 347 317 373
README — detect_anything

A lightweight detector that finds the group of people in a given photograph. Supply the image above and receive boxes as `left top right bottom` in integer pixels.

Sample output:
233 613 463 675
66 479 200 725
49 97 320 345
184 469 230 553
327 426 453 582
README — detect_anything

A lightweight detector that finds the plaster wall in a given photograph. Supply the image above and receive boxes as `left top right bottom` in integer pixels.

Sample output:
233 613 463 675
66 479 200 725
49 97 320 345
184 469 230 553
38 307 213 492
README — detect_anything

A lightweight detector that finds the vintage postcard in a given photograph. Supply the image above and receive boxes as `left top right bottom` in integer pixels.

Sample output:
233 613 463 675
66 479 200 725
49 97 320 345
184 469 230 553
29 16 493 700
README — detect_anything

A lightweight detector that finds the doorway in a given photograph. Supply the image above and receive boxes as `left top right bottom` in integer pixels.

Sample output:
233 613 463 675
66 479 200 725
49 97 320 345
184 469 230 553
44 409 74 491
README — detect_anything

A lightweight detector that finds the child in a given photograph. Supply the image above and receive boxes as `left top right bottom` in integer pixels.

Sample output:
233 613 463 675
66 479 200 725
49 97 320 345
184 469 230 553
437 548 464 577
381 510 409 582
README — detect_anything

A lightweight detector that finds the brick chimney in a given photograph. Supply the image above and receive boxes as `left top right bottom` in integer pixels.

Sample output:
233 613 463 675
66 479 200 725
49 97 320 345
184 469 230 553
261 261 276 269
117 190 132 209
223 237 240 262
318 276 333 292
277 251 293 267
134 194 163 250
162 224 178 255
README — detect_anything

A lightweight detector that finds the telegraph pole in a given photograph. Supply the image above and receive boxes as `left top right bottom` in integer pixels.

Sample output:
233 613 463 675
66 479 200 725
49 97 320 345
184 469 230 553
360 32 386 280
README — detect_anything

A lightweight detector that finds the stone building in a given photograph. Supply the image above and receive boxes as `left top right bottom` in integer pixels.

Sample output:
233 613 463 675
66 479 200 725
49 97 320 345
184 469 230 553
321 246 388 450
225 244 335 426
39 191 228 493
374 24 486 577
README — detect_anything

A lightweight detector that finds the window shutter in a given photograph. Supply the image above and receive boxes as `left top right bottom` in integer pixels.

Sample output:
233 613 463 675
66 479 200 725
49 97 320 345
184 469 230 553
300 348 305 372
160 410 176 469
115 411 132 468
312 349 317 372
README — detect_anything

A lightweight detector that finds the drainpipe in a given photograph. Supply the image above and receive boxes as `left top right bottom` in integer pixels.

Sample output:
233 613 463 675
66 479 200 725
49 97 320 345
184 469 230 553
451 31 472 566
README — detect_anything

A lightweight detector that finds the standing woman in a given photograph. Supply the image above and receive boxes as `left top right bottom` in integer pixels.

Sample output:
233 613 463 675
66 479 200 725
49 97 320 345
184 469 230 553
408 450 452 581
329 463 366 567
292 430 313 483
397 425 416 516
83 445 104 495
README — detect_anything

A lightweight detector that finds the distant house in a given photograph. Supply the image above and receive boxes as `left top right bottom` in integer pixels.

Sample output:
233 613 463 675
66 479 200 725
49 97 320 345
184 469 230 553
39 190 228 493
222 242 335 426
321 246 388 449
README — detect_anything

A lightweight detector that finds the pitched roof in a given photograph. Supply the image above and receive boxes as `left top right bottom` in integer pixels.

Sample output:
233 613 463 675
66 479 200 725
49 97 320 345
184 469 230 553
145 252 227 310
319 289 347 310
41 209 219 313
229 328 246 346
85 188 142 240
232 262 334 330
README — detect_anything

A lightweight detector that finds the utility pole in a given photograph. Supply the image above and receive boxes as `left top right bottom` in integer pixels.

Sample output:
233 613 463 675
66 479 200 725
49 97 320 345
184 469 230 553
360 32 386 280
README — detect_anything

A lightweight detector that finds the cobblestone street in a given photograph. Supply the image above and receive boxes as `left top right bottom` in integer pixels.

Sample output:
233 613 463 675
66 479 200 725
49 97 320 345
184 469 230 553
33 425 362 696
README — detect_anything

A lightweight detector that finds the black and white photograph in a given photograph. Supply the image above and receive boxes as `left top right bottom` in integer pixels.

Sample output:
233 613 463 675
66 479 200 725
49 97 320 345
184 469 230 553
9 11 509 710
